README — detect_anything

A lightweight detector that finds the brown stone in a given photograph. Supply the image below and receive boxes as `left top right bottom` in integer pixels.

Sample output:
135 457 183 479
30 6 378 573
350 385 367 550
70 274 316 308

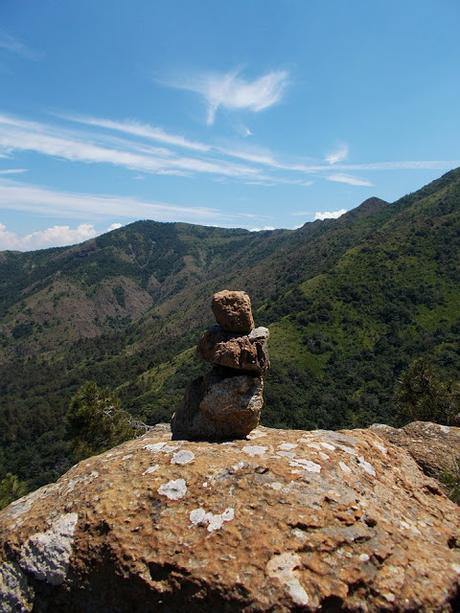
371 420 460 489
171 369 263 440
197 325 270 374
211 290 254 333
1 424 459 611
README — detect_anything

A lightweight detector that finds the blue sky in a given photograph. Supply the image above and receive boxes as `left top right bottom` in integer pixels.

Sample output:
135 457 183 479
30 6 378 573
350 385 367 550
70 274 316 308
0 0 459 250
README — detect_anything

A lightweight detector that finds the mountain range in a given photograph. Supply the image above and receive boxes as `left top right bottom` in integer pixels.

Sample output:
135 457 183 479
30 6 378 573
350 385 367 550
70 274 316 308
1 168 459 490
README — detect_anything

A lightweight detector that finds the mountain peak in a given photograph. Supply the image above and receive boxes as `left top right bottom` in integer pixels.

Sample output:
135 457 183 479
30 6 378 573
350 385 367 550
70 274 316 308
355 196 389 213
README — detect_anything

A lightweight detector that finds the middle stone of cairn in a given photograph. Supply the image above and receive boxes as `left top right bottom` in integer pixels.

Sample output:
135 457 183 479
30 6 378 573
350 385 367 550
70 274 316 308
171 290 269 440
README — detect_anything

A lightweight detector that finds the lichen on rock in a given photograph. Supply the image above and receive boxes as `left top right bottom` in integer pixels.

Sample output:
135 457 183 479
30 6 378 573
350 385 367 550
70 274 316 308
18 512 79 586
0 423 459 612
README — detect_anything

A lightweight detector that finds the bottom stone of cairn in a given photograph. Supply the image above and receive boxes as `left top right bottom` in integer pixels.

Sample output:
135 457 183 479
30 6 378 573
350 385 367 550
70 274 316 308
171 369 263 440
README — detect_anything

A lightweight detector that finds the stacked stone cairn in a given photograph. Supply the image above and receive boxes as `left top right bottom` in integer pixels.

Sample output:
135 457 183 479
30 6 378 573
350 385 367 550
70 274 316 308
171 290 270 440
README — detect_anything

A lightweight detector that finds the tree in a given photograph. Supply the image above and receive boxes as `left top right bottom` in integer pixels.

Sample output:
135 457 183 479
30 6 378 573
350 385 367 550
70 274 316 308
66 382 135 462
395 357 458 425
0 473 27 510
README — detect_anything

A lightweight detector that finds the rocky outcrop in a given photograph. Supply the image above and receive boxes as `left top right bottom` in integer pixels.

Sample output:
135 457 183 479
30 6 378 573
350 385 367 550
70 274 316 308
0 423 459 612
371 421 460 485
172 291 269 440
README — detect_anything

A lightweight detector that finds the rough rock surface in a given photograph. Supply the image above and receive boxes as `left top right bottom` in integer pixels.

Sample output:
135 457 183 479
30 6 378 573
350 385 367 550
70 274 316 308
198 325 270 374
172 290 268 441
1 424 459 612
211 290 254 333
371 421 460 485
171 370 264 440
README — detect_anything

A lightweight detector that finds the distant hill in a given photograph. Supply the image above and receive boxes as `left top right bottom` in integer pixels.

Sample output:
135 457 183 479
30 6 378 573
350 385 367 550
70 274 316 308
0 168 459 489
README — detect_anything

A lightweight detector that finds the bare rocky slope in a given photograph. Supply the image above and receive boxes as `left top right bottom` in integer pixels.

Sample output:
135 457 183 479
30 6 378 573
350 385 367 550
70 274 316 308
1 422 459 612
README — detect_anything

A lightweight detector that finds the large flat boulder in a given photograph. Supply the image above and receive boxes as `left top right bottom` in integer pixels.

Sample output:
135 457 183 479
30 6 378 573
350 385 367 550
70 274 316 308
0 424 459 612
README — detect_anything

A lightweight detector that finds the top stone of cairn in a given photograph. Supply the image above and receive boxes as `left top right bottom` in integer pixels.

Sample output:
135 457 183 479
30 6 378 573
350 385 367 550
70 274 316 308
211 290 254 333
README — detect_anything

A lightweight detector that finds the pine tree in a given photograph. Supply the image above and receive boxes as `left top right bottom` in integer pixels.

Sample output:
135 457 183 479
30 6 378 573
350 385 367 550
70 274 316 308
66 382 135 462
0 473 27 510
395 357 458 425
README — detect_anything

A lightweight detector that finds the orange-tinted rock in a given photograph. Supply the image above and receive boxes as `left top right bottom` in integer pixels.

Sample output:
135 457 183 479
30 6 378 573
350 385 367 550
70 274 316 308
198 325 269 374
371 421 460 487
1 424 459 612
211 290 254 333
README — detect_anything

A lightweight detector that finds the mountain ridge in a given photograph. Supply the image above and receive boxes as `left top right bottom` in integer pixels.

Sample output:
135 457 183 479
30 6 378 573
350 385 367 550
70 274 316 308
0 169 459 490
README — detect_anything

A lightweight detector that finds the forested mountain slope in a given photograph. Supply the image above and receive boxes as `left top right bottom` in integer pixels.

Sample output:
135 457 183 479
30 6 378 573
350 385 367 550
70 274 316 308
1 168 459 490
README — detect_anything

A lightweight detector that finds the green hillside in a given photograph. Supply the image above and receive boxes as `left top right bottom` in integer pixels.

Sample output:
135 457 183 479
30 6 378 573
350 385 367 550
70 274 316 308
1 169 459 492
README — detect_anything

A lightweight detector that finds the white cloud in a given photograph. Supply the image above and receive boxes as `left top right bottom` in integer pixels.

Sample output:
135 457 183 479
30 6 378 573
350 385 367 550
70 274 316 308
0 112 316 187
0 222 97 251
249 226 275 232
61 111 294 172
254 159 460 174
314 209 348 221
1 111 458 196
221 148 279 166
0 168 27 175
325 144 349 165
0 113 259 179
327 173 373 186
329 160 460 171
0 180 221 223
108 222 123 231
60 114 210 153
60 111 311 176
244 176 314 187
167 68 288 125
237 124 253 137
58 112 460 176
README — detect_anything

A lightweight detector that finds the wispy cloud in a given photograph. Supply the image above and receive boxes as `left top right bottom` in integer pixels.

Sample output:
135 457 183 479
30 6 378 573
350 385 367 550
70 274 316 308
1 110 458 196
55 111 460 181
327 173 373 186
0 32 42 60
219 147 279 167
244 176 313 187
59 114 210 153
314 209 348 220
327 160 460 171
325 144 349 165
0 168 27 175
61 111 290 171
166 68 289 125
0 113 260 179
236 123 253 138
0 222 98 251
0 112 315 186
0 179 221 223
